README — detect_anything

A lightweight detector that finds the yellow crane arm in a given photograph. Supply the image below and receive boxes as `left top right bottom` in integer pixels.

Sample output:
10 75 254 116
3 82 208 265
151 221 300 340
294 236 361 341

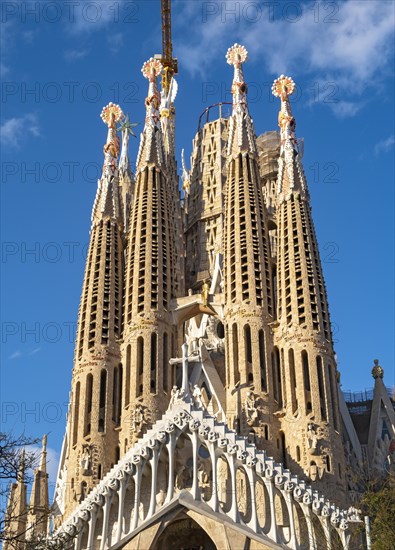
161 0 178 94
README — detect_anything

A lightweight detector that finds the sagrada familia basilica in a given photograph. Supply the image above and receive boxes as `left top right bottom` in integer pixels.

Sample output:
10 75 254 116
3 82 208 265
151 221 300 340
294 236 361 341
4 3 395 549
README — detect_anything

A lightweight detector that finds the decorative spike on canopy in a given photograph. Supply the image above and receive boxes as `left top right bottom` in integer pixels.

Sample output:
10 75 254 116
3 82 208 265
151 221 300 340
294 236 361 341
100 102 123 179
226 43 249 112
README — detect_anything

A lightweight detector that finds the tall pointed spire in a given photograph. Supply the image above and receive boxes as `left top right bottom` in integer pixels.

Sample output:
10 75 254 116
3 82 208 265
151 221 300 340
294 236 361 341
17 448 25 482
38 434 47 472
121 54 182 446
3 450 27 550
272 75 346 498
226 43 256 157
26 435 49 541
63 103 126 517
136 58 164 168
223 44 276 449
91 103 124 224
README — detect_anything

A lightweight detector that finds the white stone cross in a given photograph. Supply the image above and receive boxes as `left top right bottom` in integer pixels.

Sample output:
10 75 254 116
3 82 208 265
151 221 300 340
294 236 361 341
169 343 200 397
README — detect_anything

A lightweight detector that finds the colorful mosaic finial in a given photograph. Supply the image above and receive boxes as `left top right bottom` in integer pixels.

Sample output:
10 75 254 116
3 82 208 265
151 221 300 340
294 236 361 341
101 102 124 128
272 75 295 101
100 102 123 178
226 43 248 67
372 359 384 379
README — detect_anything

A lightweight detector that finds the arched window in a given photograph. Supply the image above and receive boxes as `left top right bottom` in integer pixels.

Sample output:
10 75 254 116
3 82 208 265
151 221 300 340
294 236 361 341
137 337 144 397
150 333 157 393
272 347 283 408
258 330 267 391
232 324 239 384
328 363 339 431
125 344 131 407
288 348 297 414
302 350 310 392
73 382 80 445
84 374 93 437
244 325 253 383
98 369 107 432
163 332 168 392
316 356 327 420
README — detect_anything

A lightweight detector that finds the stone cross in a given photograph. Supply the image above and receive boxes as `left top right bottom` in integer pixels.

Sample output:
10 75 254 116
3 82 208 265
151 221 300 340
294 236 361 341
169 343 200 397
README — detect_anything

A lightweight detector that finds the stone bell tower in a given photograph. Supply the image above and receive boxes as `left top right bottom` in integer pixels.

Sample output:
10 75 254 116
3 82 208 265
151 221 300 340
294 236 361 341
271 76 346 499
120 59 182 449
222 44 278 452
64 103 126 517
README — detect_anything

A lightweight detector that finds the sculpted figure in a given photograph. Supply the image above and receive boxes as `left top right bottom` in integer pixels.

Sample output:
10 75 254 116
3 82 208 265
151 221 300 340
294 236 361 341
245 391 259 426
169 386 178 406
131 405 147 436
201 280 209 306
80 446 91 474
193 385 203 409
306 422 319 454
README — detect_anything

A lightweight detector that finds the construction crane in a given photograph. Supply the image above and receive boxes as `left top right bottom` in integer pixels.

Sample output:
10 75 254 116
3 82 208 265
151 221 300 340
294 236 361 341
159 0 178 95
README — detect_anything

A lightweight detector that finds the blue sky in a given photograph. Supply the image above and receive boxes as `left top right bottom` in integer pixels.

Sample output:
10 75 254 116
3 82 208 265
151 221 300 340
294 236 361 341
1 0 394 489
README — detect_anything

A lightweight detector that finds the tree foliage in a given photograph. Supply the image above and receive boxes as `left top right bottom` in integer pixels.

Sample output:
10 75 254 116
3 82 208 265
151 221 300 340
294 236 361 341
361 477 395 550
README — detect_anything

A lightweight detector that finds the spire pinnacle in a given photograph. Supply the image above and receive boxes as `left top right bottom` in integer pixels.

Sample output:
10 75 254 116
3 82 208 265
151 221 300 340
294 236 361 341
225 44 256 157
226 43 249 113
17 448 26 482
39 434 47 472
142 58 163 126
272 75 298 156
100 102 123 179
137 58 165 168
272 75 303 193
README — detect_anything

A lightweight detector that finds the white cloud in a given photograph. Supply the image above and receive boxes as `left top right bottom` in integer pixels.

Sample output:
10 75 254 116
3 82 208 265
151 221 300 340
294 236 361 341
9 351 22 360
108 32 124 54
67 0 127 35
64 49 90 62
330 101 363 119
1 62 9 77
0 113 40 149
29 348 42 356
0 21 12 76
174 0 394 115
374 135 395 156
